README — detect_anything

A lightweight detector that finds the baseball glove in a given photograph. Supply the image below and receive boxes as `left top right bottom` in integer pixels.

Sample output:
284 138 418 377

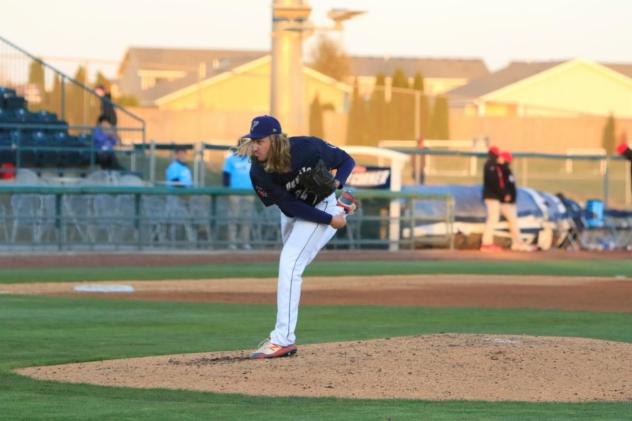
337 190 359 215
299 159 337 205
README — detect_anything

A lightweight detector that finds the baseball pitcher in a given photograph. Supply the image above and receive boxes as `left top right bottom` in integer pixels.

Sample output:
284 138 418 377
237 115 357 359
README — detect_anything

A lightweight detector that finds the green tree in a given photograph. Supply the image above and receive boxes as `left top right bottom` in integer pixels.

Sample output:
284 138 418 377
67 66 86 125
602 114 616 154
47 75 62 118
388 68 412 140
412 72 425 93
307 35 350 81
114 95 139 107
94 71 111 91
346 79 368 145
367 73 387 145
429 95 450 139
418 95 431 139
413 72 430 139
27 59 46 111
309 95 325 138
67 66 100 126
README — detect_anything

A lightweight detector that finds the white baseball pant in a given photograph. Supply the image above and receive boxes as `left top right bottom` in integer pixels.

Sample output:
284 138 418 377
270 193 343 346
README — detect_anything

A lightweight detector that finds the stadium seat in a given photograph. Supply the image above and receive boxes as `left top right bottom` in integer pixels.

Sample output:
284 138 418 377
0 87 17 110
0 133 14 164
0 86 119 173
3 96 26 111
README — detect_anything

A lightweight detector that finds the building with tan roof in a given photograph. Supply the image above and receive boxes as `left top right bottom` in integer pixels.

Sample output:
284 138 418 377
448 59 632 118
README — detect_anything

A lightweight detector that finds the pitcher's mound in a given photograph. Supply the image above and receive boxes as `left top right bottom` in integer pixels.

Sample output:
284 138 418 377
16 334 632 402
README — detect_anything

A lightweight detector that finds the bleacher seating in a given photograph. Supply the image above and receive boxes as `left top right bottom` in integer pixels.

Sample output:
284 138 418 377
0 86 93 169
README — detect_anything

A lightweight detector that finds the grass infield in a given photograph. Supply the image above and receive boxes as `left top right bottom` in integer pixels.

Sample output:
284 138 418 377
1 294 631 420
0 259 631 284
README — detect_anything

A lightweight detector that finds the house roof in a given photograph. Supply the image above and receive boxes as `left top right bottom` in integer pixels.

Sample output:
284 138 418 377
447 61 563 99
122 47 492 105
154 55 352 106
349 56 489 79
603 63 632 79
121 47 490 80
141 56 260 103
119 47 266 73
448 60 632 100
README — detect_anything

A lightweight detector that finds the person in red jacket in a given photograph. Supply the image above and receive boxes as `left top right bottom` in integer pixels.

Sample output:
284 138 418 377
616 140 632 193
480 146 504 251
498 151 535 252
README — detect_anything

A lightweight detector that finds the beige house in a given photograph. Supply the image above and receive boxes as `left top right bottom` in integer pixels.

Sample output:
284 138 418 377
449 59 632 117
348 56 489 97
117 47 266 106
446 59 632 154
116 47 490 106
152 55 351 115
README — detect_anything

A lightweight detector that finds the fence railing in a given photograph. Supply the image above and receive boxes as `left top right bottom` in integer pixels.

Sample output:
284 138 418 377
4 138 626 211
124 142 630 209
0 124 144 177
392 147 631 209
0 186 454 251
0 34 145 144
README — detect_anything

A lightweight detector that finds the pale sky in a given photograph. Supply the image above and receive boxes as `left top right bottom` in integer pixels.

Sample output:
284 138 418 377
2 0 631 78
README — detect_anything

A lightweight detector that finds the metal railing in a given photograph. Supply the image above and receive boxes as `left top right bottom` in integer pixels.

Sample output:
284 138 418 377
393 147 631 209
0 186 454 251
0 34 145 143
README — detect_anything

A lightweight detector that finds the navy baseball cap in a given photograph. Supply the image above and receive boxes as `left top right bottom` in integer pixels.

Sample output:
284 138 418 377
243 115 282 140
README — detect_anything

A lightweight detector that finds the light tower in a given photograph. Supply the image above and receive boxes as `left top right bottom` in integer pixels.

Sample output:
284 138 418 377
270 0 311 135
270 1 364 135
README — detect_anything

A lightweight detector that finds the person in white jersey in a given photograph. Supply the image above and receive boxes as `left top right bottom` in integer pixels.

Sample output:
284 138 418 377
237 115 357 359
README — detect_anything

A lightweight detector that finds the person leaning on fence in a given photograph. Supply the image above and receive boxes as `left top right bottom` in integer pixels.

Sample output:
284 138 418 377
498 151 536 252
92 116 122 170
95 84 117 127
223 145 255 250
480 146 504 251
165 147 193 188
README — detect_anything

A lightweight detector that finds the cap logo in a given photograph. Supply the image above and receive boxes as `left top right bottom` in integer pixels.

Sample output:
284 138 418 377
251 120 259 131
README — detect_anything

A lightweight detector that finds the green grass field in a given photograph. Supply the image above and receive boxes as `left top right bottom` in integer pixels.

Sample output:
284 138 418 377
1 259 631 283
1 260 631 420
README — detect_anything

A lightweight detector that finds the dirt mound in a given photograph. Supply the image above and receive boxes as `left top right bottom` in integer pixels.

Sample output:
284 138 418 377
17 334 632 402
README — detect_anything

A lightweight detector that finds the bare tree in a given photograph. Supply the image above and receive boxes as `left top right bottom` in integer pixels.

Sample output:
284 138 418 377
307 35 350 81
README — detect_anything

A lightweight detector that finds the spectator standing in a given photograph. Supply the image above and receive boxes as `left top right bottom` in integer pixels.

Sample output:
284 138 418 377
165 147 193 187
499 152 535 251
480 146 504 251
95 84 117 127
616 139 632 192
223 149 255 250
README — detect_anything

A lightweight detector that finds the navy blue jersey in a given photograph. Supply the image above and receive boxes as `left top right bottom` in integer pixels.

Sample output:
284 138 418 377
250 136 355 224
500 163 517 203
482 158 503 201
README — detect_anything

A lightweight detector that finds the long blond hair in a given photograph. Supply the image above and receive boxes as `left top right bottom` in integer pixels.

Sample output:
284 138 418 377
237 134 291 173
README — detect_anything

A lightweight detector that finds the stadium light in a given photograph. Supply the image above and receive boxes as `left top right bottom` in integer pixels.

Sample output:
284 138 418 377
327 9 366 31
270 1 365 135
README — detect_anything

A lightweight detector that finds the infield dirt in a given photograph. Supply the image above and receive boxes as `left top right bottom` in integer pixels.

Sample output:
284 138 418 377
17 334 632 402
3 274 632 312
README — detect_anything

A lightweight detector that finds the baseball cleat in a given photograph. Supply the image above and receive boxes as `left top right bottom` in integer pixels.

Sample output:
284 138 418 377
250 338 297 359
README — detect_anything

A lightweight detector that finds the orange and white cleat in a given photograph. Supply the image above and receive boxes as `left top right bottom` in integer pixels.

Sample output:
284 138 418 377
250 338 298 359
